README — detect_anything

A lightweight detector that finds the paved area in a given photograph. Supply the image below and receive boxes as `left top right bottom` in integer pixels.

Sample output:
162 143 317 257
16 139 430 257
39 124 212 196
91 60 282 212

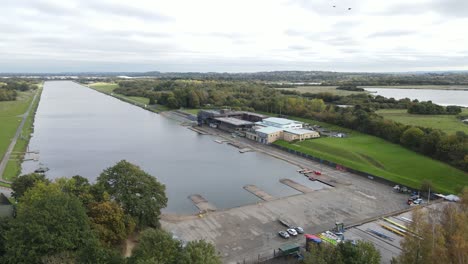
189 194 217 212
244 185 275 201
345 201 447 264
280 179 314 193
163 166 409 263
160 123 411 263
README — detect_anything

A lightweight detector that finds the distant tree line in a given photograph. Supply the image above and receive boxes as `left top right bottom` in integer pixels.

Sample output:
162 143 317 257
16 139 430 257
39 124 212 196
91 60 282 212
111 80 468 173
0 80 38 101
0 160 221 263
408 101 462 115
336 85 365 91
123 71 468 85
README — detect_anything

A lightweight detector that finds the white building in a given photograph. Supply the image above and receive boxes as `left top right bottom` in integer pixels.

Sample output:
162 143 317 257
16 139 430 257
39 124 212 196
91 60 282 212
260 117 303 129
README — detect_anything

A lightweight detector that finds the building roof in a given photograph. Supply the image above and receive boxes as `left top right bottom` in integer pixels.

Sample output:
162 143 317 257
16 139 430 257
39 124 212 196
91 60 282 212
256 126 284 134
263 117 301 125
214 117 253 126
284 128 318 135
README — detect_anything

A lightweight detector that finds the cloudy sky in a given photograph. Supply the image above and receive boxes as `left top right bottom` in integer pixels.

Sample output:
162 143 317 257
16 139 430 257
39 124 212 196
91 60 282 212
1 0 468 73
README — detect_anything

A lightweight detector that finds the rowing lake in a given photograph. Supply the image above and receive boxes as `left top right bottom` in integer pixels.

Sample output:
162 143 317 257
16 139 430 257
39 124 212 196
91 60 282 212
22 81 327 213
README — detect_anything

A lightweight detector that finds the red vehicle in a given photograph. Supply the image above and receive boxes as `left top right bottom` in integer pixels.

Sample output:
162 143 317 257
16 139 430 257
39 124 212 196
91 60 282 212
313 170 322 175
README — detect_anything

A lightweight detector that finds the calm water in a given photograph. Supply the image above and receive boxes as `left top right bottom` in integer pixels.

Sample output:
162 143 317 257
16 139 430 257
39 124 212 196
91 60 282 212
365 88 468 107
22 81 327 213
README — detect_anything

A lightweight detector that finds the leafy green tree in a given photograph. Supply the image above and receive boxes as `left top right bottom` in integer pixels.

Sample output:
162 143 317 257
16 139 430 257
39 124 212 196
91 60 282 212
97 160 167 228
400 127 425 150
3 183 97 263
10 173 49 200
88 201 135 246
129 228 180 264
304 242 344 264
179 240 222 264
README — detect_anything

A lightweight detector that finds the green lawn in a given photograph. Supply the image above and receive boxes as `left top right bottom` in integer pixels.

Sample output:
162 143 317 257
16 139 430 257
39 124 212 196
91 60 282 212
88 82 119 93
274 117 467 194
0 90 36 168
88 82 150 106
377 109 468 135
3 86 43 181
180 108 201 115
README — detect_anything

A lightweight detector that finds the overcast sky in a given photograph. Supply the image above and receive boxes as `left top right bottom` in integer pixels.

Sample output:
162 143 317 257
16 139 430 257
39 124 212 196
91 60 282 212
1 0 468 73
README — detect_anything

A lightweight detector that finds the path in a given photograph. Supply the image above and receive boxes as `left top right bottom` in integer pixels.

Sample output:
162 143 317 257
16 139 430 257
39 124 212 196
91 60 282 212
0 88 41 183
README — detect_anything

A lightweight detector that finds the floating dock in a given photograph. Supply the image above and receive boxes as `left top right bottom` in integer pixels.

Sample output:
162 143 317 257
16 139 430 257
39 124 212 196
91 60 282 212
243 185 275 201
188 194 217 212
279 179 314 193
304 173 336 187
188 126 209 135
239 148 253 153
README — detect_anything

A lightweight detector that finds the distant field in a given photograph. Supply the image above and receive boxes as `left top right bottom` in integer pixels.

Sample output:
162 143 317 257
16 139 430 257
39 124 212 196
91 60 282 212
377 109 468 135
88 82 149 105
88 82 118 93
274 117 467 194
276 86 365 96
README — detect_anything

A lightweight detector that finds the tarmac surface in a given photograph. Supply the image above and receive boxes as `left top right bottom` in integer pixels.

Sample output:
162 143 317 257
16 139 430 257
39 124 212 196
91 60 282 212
161 125 411 264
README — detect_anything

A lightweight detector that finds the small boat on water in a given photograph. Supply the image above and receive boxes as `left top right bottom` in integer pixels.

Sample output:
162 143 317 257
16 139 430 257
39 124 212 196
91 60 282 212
34 167 49 173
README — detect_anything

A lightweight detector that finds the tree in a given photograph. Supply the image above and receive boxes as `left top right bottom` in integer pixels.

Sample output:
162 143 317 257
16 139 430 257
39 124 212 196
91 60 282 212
304 241 380 264
88 201 135 246
129 228 181 264
97 160 167 228
179 240 222 264
3 183 97 263
400 127 425 150
11 173 49 200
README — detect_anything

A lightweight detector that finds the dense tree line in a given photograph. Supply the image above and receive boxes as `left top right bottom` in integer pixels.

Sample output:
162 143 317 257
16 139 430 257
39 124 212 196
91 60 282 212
0 80 38 101
304 240 381 264
0 161 221 263
392 187 468 264
336 85 365 91
123 71 468 85
111 80 468 173
408 101 462 115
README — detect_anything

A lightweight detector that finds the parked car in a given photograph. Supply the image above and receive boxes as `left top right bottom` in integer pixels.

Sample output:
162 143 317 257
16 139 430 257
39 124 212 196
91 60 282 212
313 170 321 175
294 227 304 234
287 228 298 236
278 231 290 239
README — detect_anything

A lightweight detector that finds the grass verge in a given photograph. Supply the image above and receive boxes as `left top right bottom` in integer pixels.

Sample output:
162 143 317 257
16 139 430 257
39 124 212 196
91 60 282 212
3 86 43 181
273 117 467 194
377 109 468 135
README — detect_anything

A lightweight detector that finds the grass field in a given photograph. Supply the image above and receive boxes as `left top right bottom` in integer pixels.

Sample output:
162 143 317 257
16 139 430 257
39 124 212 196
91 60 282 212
0 89 40 183
377 109 468 135
3 85 43 181
274 117 467 194
88 82 150 106
180 108 201 115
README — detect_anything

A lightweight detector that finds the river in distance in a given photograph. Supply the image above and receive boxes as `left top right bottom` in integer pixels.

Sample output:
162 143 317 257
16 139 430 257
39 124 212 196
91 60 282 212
22 81 327 213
